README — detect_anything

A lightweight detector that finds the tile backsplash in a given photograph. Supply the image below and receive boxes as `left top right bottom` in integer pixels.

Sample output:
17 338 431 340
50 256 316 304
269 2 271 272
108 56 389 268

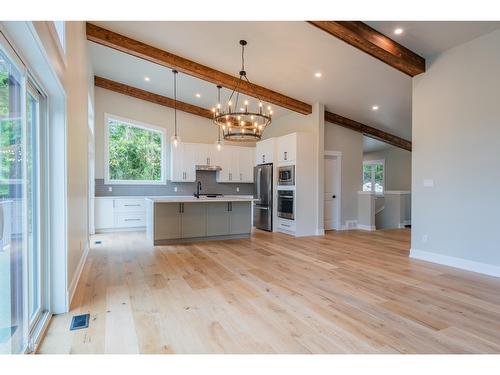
95 170 254 197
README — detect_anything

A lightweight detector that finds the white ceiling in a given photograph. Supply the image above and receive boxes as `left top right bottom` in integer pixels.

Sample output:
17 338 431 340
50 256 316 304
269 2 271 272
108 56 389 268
366 21 500 59
89 42 290 119
89 21 500 142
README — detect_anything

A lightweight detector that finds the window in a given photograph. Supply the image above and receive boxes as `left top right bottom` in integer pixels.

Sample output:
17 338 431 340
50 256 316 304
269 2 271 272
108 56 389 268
104 114 165 184
363 160 384 193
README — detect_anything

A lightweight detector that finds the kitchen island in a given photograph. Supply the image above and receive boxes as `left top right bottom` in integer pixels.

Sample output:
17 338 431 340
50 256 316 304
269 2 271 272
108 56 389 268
146 196 254 245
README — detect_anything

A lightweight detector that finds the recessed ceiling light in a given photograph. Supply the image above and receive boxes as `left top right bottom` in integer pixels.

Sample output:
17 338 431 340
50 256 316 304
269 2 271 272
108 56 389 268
195 93 201 98
372 105 379 111
394 28 403 35
144 76 150 82
314 72 322 78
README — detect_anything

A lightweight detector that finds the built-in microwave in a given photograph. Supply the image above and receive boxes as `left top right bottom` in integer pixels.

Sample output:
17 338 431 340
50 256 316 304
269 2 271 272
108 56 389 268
277 190 294 220
278 165 295 186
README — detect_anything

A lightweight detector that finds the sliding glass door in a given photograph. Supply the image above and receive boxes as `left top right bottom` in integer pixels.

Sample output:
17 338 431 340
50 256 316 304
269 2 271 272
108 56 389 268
0 45 26 354
0 37 46 354
26 83 42 331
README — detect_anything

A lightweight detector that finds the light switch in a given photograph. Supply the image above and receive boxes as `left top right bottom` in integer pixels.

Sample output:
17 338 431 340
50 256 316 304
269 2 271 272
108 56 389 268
423 179 434 187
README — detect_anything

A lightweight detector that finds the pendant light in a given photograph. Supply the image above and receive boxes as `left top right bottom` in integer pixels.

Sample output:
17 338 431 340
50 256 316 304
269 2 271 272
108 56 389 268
170 69 181 147
215 85 223 151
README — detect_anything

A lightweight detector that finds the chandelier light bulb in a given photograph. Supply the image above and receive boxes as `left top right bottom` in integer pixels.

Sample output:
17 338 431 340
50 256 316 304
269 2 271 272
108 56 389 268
240 120 244 126
217 142 222 151
241 128 245 133
254 121 258 127
259 102 262 107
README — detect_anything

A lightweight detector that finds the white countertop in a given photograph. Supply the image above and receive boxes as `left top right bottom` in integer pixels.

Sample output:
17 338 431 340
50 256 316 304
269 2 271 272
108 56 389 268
146 195 255 203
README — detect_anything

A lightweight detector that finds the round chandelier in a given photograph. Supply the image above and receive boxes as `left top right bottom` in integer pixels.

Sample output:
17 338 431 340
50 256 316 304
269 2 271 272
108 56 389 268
212 40 272 141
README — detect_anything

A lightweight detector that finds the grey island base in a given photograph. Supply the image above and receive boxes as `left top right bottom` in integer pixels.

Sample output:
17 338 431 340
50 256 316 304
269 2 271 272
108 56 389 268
146 196 254 245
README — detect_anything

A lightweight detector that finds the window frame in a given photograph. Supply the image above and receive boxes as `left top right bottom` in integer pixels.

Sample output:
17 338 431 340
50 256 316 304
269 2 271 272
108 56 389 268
104 113 166 185
362 159 385 194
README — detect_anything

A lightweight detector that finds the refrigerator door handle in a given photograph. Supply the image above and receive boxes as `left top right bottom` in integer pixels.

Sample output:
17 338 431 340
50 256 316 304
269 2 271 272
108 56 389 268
256 168 262 201
254 206 269 210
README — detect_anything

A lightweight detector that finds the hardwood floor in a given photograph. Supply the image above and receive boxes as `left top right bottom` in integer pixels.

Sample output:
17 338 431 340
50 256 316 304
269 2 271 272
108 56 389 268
39 229 500 354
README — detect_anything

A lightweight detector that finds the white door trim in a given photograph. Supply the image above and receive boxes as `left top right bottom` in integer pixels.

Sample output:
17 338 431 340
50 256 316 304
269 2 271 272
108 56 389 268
324 151 342 231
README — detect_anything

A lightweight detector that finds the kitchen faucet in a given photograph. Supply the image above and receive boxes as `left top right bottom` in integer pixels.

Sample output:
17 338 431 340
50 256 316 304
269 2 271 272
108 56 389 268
194 181 202 198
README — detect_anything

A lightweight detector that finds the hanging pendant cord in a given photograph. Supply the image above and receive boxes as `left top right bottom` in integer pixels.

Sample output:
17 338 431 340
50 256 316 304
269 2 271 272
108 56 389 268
173 70 178 137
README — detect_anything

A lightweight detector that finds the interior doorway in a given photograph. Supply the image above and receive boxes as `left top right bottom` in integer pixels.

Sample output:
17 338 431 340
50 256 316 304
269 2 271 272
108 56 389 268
324 152 342 231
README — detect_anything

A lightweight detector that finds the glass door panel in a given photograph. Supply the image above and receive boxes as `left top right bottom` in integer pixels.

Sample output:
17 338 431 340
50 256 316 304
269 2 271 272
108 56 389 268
27 85 41 328
0 47 26 354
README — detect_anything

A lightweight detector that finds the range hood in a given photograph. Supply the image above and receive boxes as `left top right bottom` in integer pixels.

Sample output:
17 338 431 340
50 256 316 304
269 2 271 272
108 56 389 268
195 165 222 171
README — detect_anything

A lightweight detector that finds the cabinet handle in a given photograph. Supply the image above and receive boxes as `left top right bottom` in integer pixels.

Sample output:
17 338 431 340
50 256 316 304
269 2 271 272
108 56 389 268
284 151 287 160
282 223 290 227
124 218 141 222
227 202 230 211
262 155 265 163
228 202 232 211
179 203 182 213
124 204 141 207
182 203 184 213
229 173 232 181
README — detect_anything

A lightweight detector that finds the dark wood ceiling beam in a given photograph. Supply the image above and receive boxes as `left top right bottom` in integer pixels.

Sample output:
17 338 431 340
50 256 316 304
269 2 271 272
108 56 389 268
308 21 425 77
324 111 412 151
94 76 213 119
87 22 312 115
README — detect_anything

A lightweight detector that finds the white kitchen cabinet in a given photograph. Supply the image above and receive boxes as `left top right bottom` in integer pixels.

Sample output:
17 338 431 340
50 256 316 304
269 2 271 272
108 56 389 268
238 147 254 182
95 198 114 230
170 142 196 182
255 137 275 165
216 146 253 183
95 197 147 232
195 143 219 166
277 133 297 163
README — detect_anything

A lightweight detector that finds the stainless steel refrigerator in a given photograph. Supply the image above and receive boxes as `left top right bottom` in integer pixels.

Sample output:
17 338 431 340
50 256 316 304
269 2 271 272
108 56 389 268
253 163 273 231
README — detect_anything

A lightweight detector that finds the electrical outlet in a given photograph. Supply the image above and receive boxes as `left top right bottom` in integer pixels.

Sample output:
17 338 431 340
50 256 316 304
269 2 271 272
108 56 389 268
108 187 112 192
236 187 240 192
174 186 178 192
423 179 434 187
422 234 428 243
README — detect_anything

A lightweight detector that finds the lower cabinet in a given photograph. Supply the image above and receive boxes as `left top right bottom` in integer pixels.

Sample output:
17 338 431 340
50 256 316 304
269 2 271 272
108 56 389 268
230 202 252 234
95 197 147 232
152 201 251 243
154 203 181 240
181 203 207 238
206 202 230 236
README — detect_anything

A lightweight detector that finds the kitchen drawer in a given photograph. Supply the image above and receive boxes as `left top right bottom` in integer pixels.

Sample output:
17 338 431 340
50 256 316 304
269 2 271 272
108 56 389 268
277 218 295 233
114 212 146 228
114 198 146 213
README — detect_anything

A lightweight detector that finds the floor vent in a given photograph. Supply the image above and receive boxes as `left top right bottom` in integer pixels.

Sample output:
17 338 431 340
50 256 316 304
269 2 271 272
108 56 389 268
70 314 90 331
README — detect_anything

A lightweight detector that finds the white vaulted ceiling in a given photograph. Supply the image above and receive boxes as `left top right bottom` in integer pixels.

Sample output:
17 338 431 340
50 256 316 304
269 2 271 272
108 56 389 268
89 21 500 141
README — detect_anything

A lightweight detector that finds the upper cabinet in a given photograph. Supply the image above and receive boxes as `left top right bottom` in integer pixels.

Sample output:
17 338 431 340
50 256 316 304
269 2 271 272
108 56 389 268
277 133 297 163
170 143 197 182
255 138 275 165
216 146 253 183
171 142 254 183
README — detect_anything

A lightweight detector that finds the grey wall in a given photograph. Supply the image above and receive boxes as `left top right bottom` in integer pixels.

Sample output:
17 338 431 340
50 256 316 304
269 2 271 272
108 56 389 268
95 170 253 197
364 146 412 191
324 123 363 227
412 29 500 270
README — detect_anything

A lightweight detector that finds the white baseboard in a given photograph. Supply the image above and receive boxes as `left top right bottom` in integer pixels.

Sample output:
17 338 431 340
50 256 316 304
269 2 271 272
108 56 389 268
410 248 500 278
357 224 377 231
67 242 90 308
340 220 358 231
398 220 411 228
315 228 325 236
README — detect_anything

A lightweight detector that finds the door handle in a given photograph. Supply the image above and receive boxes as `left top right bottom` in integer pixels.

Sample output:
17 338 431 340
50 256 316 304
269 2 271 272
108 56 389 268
332 195 336 199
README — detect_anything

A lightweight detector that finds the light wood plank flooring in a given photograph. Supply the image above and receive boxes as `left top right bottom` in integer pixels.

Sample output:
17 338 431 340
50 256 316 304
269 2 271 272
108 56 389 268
39 229 500 354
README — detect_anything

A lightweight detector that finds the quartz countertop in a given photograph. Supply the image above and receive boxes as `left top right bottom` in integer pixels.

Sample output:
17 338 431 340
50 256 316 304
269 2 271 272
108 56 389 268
146 195 255 203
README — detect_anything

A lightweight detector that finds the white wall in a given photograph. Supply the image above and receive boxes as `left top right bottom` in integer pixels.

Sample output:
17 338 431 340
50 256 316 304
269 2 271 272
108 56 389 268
65 22 91 294
364 146 412 191
411 29 500 276
324 123 363 228
94 87 221 179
